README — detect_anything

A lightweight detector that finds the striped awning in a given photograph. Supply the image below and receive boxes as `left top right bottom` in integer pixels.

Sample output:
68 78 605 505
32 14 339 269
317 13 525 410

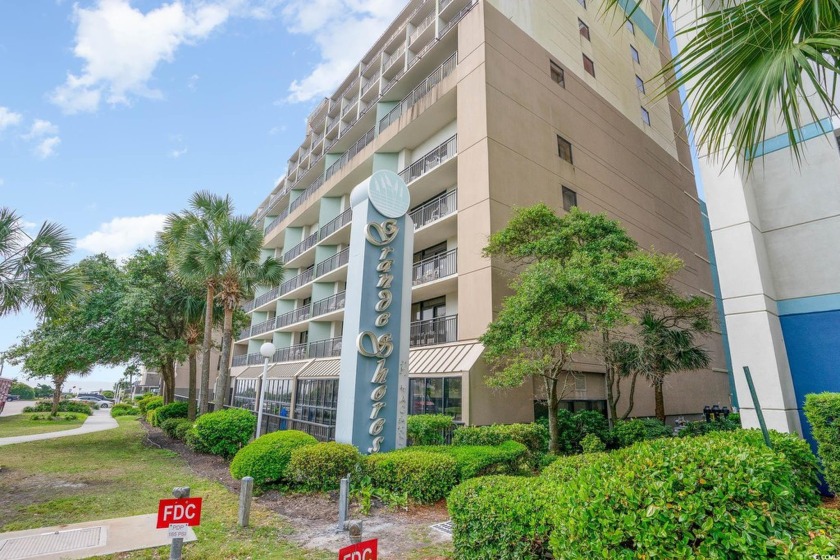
409 341 484 375
267 361 309 378
298 358 342 379
234 366 262 379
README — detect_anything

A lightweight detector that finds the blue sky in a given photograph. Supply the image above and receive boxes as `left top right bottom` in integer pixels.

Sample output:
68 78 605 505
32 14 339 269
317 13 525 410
0 0 406 391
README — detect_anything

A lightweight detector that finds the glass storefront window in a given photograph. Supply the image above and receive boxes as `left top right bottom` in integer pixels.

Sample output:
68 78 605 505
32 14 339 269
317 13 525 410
408 376 462 421
295 379 339 426
232 379 258 411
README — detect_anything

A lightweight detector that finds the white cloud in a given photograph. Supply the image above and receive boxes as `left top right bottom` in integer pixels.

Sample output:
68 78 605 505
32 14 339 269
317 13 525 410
187 73 200 90
0 106 22 130
281 0 406 103
35 136 61 159
50 0 232 114
170 146 188 158
24 119 59 140
77 214 167 260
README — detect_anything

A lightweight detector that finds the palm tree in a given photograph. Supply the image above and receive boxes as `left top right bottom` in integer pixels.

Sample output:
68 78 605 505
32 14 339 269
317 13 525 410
0 208 81 318
604 0 840 167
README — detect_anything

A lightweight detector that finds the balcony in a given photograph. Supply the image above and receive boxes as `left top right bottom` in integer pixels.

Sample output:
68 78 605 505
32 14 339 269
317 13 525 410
315 247 350 278
383 43 406 70
243 286 280 313
410 314 458 347
409 11 435 45
312 290 346 318
288 176 325 215
264 208 290 235
277 304 312 329
440 0 477 38
400 135 457 185
284 231 319 265
319 208 352 242
280 266 315 296
413 248 457 286
274 343 307 362
232 352 264 367
309 336 343 359
324 126 376 181
378 52 457 133
410 190 456 230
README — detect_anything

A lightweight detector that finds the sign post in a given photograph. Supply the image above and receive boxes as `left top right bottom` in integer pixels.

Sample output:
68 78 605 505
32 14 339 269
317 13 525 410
157 487 201 560
336 170 413 454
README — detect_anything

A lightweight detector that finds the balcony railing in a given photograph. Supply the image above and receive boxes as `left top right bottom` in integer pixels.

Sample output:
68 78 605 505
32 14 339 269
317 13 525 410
264 208 290 234
319 208 352 239
440 0 477 37
277 304 312 329
383 43 406 68
413 248 457 285
312 290 346 318
315 247 350 277
399 134 457 184
410 12 435 44
284 231 319 263
410 314 458 347
410 190 456 229
280 266 315 295
309 336 343 359
379 52 457 133
273 344 308 363
289 175 325 215
232 352 264 367
324 127 376 181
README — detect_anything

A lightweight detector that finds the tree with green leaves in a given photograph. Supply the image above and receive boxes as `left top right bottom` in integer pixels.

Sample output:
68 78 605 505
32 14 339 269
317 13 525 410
482 205 674 453
0 208 81 318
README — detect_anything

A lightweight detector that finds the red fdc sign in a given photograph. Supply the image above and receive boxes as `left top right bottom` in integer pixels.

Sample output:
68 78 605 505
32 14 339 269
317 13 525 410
156 497 203 528
338 538 377 560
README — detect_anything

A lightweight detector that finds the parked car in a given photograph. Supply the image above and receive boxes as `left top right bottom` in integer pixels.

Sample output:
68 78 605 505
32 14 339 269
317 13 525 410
75 396 113 408
6 394 20 401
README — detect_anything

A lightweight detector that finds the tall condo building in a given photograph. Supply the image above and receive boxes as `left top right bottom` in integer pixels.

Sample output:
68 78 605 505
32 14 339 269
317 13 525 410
230 0 731 440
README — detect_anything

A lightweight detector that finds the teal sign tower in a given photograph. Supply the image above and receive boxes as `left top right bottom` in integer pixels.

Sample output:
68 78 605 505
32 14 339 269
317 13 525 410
336 170 413 453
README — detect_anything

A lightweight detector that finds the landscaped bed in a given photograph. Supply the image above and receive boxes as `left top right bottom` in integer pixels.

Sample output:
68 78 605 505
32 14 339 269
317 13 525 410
0 411 85 437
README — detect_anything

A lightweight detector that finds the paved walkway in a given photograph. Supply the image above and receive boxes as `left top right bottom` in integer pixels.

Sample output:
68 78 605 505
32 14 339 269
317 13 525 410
0 409 118 447
0 514 196 559
0 401 35 417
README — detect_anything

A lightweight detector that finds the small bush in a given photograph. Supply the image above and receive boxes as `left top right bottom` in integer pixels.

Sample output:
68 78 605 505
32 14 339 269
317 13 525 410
364 450 458 503
539 409 611 454
407 414 454 445
137 395 163 414
185 427 206 452
611 418 672 447
110 404 140 418
161 418 193 439
449 475 558 560
230 430 317 484
453 423 547 467
189 408 256 458
155 402 188 424
804 392 840 494
677 417 740 438
174 421 193 441
23 401 93 415
146 409 160 426
286 442 361 491
541 452 609 483
580 433 605 453
403 441 527 480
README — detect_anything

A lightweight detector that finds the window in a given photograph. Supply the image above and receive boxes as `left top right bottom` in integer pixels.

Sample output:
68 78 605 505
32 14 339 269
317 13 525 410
294 379 338 431
232 379 258 411
641 107 651 126
578 19 590 41
409 377 463 420
630 45 640 64
574 374 586 391
557 135 573 164
625 20 635 35
582 54 595 77
562 186 578 211
636 75 646 94
413 241 447 263
550 60 565 87
412 296 447 322
262 378 293 417
298 330 309 345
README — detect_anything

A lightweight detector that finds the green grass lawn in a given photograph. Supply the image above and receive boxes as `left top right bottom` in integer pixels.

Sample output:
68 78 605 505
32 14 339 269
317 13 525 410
0 412 86 437
0 417 332 559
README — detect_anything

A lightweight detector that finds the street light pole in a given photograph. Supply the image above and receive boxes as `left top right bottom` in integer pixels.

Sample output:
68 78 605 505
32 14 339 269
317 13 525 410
255 342 276 439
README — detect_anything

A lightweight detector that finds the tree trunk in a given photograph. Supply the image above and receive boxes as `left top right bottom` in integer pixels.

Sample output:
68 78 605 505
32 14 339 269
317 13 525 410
603 331 618 425
188 347 197 420
654 378 666 422
214 307 234 410
51 376 65 416
546 376 560 455
161 361 176 404
620 371 639 420
200 285 215 414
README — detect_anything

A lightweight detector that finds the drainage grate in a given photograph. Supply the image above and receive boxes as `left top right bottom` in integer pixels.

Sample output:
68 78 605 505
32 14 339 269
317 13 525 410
0 526 107 560
430 520 453 536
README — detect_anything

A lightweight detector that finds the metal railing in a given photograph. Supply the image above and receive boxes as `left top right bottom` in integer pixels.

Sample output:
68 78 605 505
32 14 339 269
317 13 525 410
378 52 457 133
289 175 325 214
315 247 350 277
410 190 456 229
341 97 358 117
284 231 319 263
324 126 376 181
319 208 352 239
309 336 343 359
273 344 307 363
280 266 315 295
277 304 312 329
383 43 406 68
264 208 290 234
239 315 277 339
399 134 457 184
245 286 280 312
410 314 458 347
232 352 263 367
410 12 436 45
287 418 335 442
312 290 346 318
412 248 457 285
439 0 477 37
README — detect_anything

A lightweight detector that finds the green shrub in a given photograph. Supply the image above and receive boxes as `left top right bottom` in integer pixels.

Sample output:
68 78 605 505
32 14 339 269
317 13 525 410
364 450 458 503
541 452 609 483
161 418 193 439
286 442 361 491
539 409 611 454
403 441 527 480
407 414 454 445
579 433 605 453
677 417 740 438
766 430 822 506
230 430 317 484
174 421 193 441
189 408 256 458
23 401 93 415
110 404 140 418
137 395 163 414
804 392 840 494
548 431 819 559
611 418 672 447
185 427 206 452
155 402 188 424
452 423 547 467
449 476 558 560
146 409 160 426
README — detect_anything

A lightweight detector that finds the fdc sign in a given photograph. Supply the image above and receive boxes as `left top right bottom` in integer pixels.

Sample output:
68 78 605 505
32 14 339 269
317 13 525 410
156 497 202 528
338 539 378 560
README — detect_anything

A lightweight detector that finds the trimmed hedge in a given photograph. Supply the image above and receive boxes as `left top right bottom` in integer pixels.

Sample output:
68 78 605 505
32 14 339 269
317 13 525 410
579 433 606 453
161 418 193 439
804 392 840 494
452 423 547 467
188 408 256 458
541 452 609 483
155 402 188 424
407 414 454 445
230 430 317 485
138 396 164 414
110 404 140 418
286 442 361 491
677 417 740 438
146 409 160 426
611 418 672 447
402 441 527 480
449 476 558 560
24 401 93 415
174 420 193 441
364 450 458 503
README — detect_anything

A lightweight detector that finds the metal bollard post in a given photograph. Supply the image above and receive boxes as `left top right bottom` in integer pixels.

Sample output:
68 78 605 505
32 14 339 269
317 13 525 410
337 475 349 531
170 487 190 560
347 520 363 544
239 477 254 528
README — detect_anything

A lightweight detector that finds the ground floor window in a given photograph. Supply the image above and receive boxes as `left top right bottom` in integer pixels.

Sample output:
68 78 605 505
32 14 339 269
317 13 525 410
409 376 462 421
263 378 292 417
295 379 338 426
232 379 258 411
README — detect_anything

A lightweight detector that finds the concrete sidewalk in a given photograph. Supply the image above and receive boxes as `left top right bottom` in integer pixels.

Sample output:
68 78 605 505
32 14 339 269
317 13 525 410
0 514 196 559
0 401 35 417
0 409 118 447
